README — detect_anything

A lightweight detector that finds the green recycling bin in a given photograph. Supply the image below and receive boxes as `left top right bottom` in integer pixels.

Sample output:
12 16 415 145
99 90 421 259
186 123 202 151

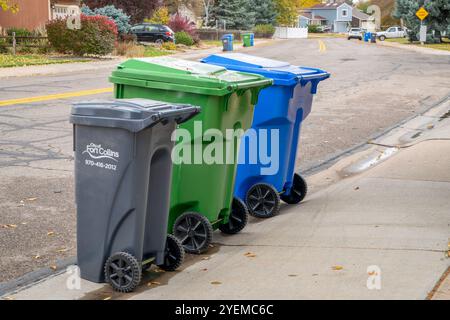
242 33 253 47
110 57 272 254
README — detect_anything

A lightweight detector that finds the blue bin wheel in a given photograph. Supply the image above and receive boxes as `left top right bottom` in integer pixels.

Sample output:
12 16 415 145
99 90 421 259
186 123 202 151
219 197 249 234
158 234 185 271
173 212 213 254
281 173 308 205
104 252 142 293
246 183 281 218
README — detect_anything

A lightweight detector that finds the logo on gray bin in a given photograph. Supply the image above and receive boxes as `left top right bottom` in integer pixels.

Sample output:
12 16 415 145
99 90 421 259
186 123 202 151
82 143 119 162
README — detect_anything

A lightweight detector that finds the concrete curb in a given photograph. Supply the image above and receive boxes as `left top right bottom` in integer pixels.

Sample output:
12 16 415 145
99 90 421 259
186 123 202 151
0 257 76 297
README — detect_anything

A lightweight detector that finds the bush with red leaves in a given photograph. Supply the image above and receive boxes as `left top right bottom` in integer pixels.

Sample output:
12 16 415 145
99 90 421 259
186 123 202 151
168 14 199 43
47 14 118 56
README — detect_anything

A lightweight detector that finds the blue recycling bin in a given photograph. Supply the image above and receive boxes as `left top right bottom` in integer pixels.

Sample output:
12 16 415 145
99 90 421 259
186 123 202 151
250 33 255 46
201 53 330 218
222 34 234 51
364 32 371 42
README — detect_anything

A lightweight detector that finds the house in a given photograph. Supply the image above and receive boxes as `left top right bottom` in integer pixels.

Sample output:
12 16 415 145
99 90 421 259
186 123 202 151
0 0 80 32
299 0 375 33
351 8 376 31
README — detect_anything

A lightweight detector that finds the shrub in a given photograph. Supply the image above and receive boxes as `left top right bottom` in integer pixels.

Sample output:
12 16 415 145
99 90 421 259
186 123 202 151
81 5 131 35
308 25 323 33
253 24 275 35
7 27 33 37
168 14 195 35
146 7 170 25
161 41 177 51
47 15 118 56
175 31 194 46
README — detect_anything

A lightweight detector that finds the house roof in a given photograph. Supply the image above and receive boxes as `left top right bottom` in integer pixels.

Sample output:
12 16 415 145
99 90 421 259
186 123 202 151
299 12 327 20
310 2 349 9
352 8 374 21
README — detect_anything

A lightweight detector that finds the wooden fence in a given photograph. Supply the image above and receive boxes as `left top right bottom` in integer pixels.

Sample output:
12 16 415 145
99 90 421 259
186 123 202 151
0 33 49 54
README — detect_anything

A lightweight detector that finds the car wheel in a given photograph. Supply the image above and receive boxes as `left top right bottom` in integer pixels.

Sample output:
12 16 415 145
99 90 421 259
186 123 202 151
155 38 164 46
379 35 386 41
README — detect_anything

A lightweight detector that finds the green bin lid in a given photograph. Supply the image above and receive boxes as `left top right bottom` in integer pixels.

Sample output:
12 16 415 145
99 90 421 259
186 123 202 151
110 57 272 96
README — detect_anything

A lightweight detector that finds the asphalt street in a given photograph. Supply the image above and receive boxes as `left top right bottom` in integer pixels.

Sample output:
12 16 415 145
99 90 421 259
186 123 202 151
0 37 449 283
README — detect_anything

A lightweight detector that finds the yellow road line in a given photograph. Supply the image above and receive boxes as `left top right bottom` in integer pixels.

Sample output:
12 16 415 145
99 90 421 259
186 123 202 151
318 39 327 53
0 87 113 107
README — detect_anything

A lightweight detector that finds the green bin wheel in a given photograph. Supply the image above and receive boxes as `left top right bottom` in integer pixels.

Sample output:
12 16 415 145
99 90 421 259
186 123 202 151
246 183 280 218
104 252 142 293
158 234 185 271
280 173 308 205
219 197 248 234
173 212 213 254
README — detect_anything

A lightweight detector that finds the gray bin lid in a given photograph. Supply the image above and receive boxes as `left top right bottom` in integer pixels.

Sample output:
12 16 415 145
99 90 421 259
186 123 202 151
70 99 200 132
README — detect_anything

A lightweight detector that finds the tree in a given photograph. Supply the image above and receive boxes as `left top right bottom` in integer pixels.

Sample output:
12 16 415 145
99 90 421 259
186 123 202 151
202 0 215 26
298 0 321 9
146 6 170 24
275 0 298 26
0 0 18 12
356 0 372 13
394 0 450 42
82 0 160 24
81 5 131 34
211 0 256 30
254 0 277 25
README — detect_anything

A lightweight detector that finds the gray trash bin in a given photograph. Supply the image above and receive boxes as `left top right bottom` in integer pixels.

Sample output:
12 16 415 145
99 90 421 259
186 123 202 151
70 98 200 292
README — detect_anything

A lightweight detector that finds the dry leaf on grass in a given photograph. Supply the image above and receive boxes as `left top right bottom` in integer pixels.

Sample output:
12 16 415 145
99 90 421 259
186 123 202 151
210 281 222 285
331 266 343 271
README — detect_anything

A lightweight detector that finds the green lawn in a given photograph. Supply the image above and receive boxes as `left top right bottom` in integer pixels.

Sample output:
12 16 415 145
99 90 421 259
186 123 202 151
201 40 223 47
0 54 90 68
143 46 174 57
386 37 450 52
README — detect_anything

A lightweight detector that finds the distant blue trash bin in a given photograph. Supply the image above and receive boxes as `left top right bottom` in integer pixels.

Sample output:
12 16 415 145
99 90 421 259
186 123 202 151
364 32 371 42
221 34 234 51
250 33 255 46
201 53 330 218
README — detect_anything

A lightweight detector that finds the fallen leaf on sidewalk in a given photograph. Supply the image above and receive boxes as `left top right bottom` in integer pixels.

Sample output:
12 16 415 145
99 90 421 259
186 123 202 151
288 274 298 277
427 124 434 130
153 268 165 273
5 224 17 229
202 268 208 272
103 296 111 301
202 256 211 260
209 244 215 248
354 186 360 190
3 296 15 300
47 231 55 236
33 255 41 260
331 266 343 271
244 252 257 258
50 265 57 271
25 197 37 202
210 281 222 285
56 247 68 253
147 281 161 287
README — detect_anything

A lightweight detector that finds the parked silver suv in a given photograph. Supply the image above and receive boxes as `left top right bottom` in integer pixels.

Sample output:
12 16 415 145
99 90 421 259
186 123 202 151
348 27 362 40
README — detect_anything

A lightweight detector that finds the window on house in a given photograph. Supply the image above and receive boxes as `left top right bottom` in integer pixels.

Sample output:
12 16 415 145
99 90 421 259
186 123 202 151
342 9 348 17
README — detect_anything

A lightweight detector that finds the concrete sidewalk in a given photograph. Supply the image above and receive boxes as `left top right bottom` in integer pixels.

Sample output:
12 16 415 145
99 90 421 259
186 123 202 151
2 98 449 300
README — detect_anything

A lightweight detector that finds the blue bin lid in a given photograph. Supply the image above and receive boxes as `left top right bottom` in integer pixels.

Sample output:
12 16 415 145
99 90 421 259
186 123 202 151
201 53 330 91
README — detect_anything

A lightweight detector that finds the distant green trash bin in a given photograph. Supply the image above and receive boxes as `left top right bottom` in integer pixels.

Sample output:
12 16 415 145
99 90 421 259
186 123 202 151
242 33 254 47
109 57 272 254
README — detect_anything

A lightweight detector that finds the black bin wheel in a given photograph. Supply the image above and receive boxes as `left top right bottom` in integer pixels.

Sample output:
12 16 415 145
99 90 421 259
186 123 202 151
219 197 248 234
173 212 213 254
280 173 308 205
104 252 142 293
158 234 185 271
246 183 280 218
